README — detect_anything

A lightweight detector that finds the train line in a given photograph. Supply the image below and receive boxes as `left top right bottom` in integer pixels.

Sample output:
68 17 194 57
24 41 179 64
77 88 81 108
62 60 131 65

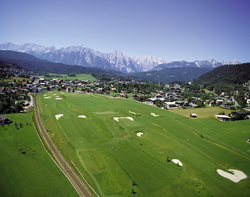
34 93 93 197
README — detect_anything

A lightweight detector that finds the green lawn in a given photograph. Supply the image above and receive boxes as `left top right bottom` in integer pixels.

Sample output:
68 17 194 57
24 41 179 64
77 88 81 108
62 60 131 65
0 112 78 196
38 91 250 196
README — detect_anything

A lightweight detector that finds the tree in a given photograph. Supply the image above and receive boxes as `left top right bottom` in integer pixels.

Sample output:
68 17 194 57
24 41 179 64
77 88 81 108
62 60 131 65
166 154 170 162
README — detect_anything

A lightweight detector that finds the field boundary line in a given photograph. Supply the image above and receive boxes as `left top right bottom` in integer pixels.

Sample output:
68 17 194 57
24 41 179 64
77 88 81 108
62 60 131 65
71 161 100 197
174 119 250 157
33 122 81 197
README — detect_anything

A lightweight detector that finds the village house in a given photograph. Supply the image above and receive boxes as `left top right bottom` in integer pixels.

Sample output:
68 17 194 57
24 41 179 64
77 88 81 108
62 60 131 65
221 102 232 109
231 111 247 117
66 87 74 92
165 102 179 109
215 115 230 122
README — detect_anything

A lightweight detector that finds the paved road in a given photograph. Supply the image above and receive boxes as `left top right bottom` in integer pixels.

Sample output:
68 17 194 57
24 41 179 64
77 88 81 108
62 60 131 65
34 93 93 197
232 96 239 107
28 94 33 107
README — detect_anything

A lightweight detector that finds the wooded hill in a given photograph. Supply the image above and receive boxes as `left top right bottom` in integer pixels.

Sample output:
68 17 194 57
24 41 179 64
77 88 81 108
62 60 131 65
193 63 250 85
128 67 210 82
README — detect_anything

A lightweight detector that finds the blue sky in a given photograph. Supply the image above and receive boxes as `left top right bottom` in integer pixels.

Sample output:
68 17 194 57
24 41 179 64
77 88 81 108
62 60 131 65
1 0 250 62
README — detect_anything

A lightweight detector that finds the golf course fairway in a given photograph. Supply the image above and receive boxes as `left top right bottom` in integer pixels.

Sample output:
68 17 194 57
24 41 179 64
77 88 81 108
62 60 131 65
37 90 250 196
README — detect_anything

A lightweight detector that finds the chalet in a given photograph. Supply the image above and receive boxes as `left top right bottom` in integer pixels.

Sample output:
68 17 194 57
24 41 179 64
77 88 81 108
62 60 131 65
85 87 92 91
116 94 124 98
221 102 231 109
157 98 166 102
175 101 185 105
66 87 74 93
244 107 250 111
190 103 200 108
155 95 163 98
165 84 170 89
132 95 140 100
215 115 230 122
146 98 157 105
183 102 190 107
61 86 67 92
104 90 110 95
216 99 224 104
97 88 103 92
247 99 250 106
209 101 216 106
174 84 181 89
22 82 27 87
231 111 246 117
165 102 178 109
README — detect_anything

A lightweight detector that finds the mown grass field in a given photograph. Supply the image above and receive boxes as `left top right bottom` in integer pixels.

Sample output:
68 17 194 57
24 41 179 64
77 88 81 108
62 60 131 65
171 106 234 118
0 112 78 196
44 73 97 81
38 90 250 196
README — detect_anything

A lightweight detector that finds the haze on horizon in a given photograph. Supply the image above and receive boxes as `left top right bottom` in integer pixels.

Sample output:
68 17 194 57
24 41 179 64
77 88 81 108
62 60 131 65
0 0 250 63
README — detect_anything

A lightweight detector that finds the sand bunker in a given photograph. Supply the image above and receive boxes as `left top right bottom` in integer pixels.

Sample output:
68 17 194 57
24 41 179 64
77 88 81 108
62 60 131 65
53 94 57 95
137 132 143 137
216 169 247 183
129 111 136 115
56 98 62 100
44 97 51 99
78 115 86 118
43 94 47 96
172 159 183 166
113 117 134 122
55 96 60 97
55 114 64 120
151 113 159 117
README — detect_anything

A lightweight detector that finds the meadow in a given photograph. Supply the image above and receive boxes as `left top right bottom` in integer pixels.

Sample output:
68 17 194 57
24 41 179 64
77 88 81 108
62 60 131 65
44 73 97 81
0 112 78 196
38 90 250 196
171 106 234 118
3 76 29 82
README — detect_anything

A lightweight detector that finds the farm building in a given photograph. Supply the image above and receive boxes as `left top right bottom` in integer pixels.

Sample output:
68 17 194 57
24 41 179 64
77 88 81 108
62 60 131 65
215 115 230 122
190 114 197 118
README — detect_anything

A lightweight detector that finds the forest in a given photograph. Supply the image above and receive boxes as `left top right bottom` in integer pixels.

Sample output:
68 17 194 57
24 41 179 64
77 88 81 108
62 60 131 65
193 63 250 85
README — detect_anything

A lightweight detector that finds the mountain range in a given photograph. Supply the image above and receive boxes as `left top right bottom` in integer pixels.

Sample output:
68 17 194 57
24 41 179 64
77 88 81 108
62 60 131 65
0 42 241 73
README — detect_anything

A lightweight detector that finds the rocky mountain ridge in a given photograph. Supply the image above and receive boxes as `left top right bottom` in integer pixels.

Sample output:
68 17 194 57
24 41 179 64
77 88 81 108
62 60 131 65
0 42 240 73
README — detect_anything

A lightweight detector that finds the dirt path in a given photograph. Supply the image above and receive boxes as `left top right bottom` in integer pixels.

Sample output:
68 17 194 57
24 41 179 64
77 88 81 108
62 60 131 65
34 93 93 197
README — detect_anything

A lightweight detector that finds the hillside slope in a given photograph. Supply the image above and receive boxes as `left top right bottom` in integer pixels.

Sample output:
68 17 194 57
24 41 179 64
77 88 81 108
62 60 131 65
193 63 250 84
129 67 210 82
0 50 127 76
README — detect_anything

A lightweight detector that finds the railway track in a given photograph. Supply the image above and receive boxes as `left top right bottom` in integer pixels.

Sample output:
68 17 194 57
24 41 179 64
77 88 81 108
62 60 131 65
34 93 93 197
